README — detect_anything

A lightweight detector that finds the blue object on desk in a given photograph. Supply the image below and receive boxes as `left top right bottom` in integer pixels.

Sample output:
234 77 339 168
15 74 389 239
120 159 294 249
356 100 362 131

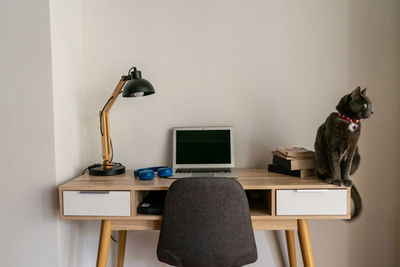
134 166 173 180
157 167 173 177
137 169 154 180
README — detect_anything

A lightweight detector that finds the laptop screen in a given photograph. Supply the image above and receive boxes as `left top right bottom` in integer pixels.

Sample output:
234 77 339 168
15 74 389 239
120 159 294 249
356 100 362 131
175 129 231 165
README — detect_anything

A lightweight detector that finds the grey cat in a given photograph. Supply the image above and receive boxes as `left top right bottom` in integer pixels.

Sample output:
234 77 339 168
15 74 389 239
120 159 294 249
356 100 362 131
314 87 373 220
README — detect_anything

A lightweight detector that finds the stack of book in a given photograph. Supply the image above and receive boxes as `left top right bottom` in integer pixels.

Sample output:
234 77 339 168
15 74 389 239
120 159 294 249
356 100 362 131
268 147 315 178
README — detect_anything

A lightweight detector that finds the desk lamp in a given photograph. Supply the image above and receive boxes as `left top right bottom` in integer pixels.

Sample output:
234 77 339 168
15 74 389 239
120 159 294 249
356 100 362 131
89 67 155 176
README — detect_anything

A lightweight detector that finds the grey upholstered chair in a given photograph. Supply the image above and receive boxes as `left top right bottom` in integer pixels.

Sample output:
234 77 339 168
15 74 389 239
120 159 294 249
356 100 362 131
157 177 258 267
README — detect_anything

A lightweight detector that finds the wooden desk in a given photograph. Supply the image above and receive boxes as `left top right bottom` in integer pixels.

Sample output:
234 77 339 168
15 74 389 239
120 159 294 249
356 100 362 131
59 169 350 267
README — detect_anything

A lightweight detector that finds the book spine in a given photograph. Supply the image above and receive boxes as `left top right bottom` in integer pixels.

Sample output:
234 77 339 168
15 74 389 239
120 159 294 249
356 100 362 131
291 159 314 170
272 155 292 170
268 164 301 177
273 155 314 170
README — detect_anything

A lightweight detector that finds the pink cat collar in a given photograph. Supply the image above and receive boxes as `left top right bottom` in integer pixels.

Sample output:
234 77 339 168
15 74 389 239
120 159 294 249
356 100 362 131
337 112 359 124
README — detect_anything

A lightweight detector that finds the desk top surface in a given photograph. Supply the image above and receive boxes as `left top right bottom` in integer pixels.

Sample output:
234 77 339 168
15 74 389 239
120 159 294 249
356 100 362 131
59 169 346 191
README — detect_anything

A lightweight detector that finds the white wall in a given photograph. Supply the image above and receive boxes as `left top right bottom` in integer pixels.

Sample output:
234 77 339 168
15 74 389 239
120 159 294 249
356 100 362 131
50 0 86 185
81 0 348 171
0 0 59 266
49 0 98 266
51 0 400 266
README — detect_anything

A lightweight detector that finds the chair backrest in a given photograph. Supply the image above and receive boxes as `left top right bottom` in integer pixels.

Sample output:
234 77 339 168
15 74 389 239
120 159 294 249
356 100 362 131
157 177 257 267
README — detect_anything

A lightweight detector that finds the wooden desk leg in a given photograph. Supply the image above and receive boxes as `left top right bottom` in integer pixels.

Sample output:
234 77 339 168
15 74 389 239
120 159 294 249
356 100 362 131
96 220 112 267
285 230 297 267
297 219 315 267
117 230 127 267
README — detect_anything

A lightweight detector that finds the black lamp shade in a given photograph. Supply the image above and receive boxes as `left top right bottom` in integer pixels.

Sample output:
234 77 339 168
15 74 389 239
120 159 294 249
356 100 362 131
123 77 155 97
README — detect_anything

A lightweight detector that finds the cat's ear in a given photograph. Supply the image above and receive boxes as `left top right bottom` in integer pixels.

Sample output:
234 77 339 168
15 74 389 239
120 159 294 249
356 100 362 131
362 88 367 95
351 86 362 100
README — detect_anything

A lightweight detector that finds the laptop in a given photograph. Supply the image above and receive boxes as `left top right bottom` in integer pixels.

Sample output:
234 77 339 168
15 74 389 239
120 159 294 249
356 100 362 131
171 126 238 178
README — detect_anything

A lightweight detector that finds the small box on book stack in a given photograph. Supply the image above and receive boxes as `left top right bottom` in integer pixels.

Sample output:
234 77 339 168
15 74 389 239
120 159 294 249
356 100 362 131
268 147 315 178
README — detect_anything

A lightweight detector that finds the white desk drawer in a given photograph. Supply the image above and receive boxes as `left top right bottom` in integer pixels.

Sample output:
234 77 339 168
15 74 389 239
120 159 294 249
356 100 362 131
276 189 347 215
63 191 131 216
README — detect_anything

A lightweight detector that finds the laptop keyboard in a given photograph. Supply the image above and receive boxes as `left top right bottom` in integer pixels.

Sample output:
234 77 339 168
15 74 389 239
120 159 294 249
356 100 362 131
175 168 232 173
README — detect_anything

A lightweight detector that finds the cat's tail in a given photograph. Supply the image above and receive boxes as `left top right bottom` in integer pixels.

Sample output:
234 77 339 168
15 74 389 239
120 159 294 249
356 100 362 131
347 185 362 221
348 147 361 221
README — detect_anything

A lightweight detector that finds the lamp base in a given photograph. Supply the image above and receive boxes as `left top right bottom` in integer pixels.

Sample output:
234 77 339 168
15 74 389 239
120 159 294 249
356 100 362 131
89 164 126 176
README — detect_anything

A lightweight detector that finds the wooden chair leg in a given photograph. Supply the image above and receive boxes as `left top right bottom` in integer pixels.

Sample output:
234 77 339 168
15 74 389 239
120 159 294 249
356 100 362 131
96 220 112 267
117 230 127 267
285 230 297 267
297 219 315 267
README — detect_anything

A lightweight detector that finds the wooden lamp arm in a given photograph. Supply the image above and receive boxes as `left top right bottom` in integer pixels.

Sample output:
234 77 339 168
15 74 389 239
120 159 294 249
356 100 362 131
100 77 128 165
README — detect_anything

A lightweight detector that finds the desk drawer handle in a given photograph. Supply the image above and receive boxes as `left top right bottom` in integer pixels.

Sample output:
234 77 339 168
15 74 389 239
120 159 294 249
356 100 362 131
295 190 329 193
79 191 111 194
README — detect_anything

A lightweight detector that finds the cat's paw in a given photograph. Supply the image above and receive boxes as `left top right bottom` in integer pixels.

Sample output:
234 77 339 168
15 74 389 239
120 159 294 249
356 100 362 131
332 179 343 186
324 178 333 184
343 179 353 187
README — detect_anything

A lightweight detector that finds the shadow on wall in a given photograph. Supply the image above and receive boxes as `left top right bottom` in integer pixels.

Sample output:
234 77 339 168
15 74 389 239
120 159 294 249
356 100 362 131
122 231 165 266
